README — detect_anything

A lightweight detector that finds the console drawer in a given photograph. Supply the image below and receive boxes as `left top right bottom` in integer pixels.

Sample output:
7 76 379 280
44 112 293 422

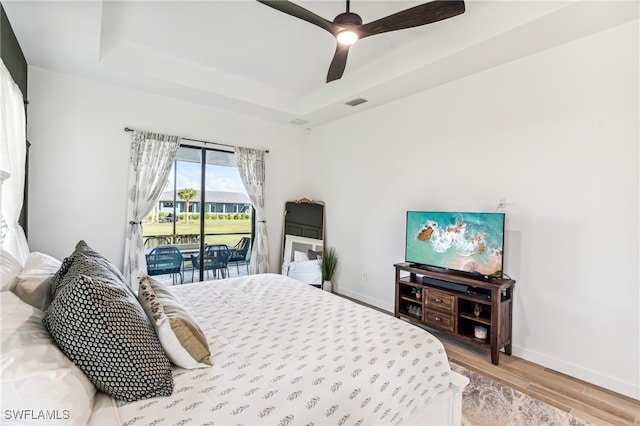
424 309 455 332
425 288 455 313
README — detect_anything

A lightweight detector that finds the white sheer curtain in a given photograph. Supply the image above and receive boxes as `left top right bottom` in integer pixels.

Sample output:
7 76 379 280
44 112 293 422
0 59 29 265
123 130 180 290
235 147 269 274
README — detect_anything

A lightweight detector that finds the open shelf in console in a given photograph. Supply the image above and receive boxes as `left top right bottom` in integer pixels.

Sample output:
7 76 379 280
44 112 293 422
394 262 515 365
458 298 491 325
397 280 424 321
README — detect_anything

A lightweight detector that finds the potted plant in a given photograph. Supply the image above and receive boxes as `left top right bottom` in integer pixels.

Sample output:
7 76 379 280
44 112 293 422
473 303 483 317
321 247 338 292
412 287 422 299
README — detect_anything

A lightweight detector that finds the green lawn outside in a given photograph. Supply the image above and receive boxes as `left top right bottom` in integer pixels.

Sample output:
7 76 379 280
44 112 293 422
143 219 251 247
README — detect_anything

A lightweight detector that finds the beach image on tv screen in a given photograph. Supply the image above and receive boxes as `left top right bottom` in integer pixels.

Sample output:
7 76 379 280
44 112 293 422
406 212 504 277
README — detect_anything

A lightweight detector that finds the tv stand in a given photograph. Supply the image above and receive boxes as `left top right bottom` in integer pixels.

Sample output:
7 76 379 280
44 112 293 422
394 262 516 365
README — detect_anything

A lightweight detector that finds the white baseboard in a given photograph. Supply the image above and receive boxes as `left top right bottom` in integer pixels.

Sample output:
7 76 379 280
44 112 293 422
512 345 639 400
335 287 639 400
335 287 394 314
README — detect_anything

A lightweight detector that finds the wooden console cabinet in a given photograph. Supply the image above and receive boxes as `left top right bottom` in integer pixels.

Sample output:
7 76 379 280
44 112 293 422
394 262 515 365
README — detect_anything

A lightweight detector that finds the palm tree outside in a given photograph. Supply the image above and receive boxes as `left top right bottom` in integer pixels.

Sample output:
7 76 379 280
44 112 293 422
177 188 196 224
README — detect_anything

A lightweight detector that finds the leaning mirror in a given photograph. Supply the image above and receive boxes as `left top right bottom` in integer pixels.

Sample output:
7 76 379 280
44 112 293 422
281 198 325 286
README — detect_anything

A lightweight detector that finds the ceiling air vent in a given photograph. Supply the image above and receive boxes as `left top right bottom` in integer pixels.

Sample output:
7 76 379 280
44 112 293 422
345 98 368 107
289 118 309 125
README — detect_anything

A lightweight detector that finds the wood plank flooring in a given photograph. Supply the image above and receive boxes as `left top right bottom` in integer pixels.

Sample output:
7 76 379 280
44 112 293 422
335 292 639 425
435 332 640 425
176 279 636 423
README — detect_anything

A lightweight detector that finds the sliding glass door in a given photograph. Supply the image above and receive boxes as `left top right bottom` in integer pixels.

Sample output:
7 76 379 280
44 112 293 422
142 145 252 284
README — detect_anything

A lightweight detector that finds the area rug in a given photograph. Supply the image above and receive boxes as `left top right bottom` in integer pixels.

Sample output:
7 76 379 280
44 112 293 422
451 363 591 426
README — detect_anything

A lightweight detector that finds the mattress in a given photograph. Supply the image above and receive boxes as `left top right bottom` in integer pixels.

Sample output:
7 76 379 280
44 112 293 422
102 273 453 425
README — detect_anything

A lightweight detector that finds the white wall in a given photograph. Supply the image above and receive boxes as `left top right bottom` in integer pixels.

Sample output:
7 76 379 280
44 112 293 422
307 21 639 399
26 67 307 273
24 19 638 400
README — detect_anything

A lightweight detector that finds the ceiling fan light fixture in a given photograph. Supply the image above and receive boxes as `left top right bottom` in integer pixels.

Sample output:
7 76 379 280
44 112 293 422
256 0 466 82
336 29 358 45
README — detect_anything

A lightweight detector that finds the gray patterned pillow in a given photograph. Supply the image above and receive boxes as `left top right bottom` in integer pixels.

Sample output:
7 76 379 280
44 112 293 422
50 240 134 299
43 241 173 401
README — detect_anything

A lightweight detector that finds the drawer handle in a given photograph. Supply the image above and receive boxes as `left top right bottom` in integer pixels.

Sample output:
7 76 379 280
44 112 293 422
435 298 443 303
434 316 442 322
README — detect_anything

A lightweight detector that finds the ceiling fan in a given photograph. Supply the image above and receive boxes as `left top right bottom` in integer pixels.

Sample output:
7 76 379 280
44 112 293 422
256 0 466 83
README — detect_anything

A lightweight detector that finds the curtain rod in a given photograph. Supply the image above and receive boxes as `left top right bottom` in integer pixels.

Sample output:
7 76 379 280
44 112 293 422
123 127 269 153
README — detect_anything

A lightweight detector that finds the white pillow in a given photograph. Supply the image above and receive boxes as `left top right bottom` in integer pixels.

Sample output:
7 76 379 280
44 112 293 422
12 252 61 310
1 249 22 291
138 275 212 369
285 259 322 285
293 250 309 262
0 291 96 425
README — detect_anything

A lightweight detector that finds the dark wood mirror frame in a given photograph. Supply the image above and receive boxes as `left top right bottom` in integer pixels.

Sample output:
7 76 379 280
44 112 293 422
281 198 325 277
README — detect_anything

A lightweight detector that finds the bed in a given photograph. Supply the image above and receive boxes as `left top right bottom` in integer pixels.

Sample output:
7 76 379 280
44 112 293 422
1 242 468 426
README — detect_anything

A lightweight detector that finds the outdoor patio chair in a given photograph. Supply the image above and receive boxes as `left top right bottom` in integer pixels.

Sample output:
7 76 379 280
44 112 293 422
190 244 230 281
228 237 251 274
175 234 200 245
146 245 184 285
144 236 171 248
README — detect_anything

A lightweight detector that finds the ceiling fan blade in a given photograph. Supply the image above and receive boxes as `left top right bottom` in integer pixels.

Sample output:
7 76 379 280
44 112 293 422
256 0 336 34
326 44 350 83
359 0 465 38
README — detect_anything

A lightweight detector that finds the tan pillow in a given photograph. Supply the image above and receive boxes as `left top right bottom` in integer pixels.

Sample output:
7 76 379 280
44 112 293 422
138 275 212 369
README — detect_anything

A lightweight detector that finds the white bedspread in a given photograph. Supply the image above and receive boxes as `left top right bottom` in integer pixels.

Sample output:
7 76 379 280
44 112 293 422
114 273 451 425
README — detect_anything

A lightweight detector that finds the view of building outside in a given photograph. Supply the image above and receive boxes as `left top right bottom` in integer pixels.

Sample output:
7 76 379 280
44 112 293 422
142 147 252 248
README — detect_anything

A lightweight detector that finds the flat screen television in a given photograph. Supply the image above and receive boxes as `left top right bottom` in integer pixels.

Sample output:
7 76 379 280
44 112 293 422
405 211 505 279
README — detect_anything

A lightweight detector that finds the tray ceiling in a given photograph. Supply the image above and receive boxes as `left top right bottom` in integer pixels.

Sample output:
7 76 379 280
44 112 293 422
3 1 637 127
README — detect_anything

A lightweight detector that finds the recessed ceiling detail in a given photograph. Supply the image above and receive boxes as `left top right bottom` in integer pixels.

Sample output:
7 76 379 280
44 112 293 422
3 1 637 128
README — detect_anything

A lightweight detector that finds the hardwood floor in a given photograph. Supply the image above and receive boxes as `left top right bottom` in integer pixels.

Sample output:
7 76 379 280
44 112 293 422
435 332 640 425
335 292 639 425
